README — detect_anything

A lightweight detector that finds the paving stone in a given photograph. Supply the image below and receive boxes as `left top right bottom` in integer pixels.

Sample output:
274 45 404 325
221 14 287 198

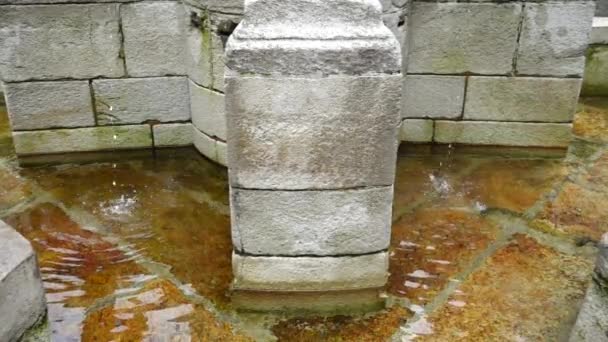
0 4 123 82
232 251 389 291
225 0 401 75
435 121 573 148
230 187 392 256
388 208 500 304
4 81 94 131
185 6 228 91
0 220 46 342
121 2 187 77
226 75 401 189
464 77 582 122
403 75 465 119
400 119 433 143
93 77 190 125
153 123 193 147
190 80 226 140
12 125 152 155
409 234 592 341
517 2 595 76
582 46 608 97
407 2 521 74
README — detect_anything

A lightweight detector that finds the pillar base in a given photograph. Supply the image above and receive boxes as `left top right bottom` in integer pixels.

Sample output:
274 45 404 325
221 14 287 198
231 288 386 315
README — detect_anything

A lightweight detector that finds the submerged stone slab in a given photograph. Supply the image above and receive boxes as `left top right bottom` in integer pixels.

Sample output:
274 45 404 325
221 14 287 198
121 2 187 77
408 2 521 74
232 288 385 314
190 80 226 140
13 125 152 155
153 123 193 147
225 0 401 75
230 187 392 255
464 77 582 122
517 2 595 76
400 119 433 143
93 77 190 125
232 252 389 291
226 75 401 189
402 75 465 119
0 220 46 342
435 121 573 147
5 81 95 130
0 4 123 82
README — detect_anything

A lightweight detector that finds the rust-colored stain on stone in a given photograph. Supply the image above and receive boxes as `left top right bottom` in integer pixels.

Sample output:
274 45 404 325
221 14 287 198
574 97 608 143
5 203 151 340
462 158 567 213
272 306 411 342
82 280 252 342
23 158 234 306
388 208 499 304
419 234 592 341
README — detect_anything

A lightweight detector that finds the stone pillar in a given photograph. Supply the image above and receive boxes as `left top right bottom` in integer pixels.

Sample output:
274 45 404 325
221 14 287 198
225 0 401 312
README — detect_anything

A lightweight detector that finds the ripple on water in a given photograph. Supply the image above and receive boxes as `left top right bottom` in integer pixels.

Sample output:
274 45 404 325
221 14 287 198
388 208 499 304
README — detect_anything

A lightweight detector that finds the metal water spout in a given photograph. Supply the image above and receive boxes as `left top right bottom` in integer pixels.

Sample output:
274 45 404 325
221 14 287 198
225 0 402 312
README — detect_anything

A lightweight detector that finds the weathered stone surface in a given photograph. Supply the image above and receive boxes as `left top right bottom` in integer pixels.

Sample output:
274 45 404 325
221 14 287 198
403 75 465 119
0 220 46 342
464 77 582 122
232 251 389 291
193 126 226 166
591 17 608 45
517 2 595 76
408 2 521 74
183 0 244 14
582 46 608 97
400 119 433 143
597 233 608 280
185 6 228 91
93 77 190 125
190 80 226 140
121 2 187 77
435 121 573 147
226 75 401 189
13 125 152 155
230 187 392 255
153 123 193 147
5 81 94 130
226 0 401 75
0 4 123 82
569 281 608 342
216 139 227 166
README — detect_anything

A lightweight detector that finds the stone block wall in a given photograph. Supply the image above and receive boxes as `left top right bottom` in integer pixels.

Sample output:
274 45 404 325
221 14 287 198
0 1 194 156
0 0 596 160
402 0 594 148
582 17 608 96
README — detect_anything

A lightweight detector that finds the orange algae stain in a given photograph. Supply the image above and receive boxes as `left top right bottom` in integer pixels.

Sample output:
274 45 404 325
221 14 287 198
271 306 411 342
573 97 608 143
388 208 499 304
0 163 32 211
22 159 234 306
4 203 154 339
533 152 608 241
421 234 592 341
462 158 567 213
82 280 252 342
